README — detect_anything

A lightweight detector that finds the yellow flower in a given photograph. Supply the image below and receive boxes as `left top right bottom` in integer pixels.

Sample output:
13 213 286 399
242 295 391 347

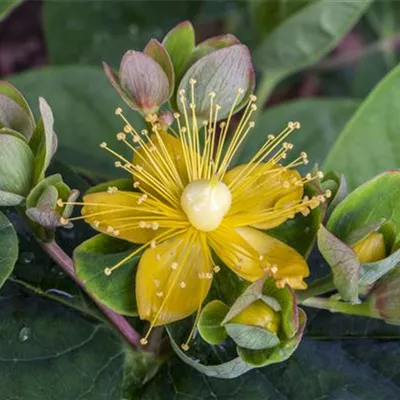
61 80 329 349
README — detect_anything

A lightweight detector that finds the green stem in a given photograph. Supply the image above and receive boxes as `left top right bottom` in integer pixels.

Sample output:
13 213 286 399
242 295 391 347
301 296 378 319
297 275 335 302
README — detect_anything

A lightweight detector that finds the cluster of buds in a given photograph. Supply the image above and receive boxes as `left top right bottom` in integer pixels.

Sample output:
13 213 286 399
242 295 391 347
318 172 400 316
103 21 254 120
0 81 76 237
198 277 306 367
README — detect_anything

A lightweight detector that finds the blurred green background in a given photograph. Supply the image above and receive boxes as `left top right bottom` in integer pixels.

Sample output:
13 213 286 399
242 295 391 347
2 1 400 399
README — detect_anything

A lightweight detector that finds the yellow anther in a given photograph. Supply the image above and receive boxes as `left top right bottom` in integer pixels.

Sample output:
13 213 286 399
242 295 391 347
115 107 122 115
180 281 186 289
156 291 164 297
140 338 148 345
181 343 189 351
171 262 178 270
213 265 221 273
60 217 69 225
116 132 126 140
104 268 112 276
56 199 64 207
150 240 157 249
100 142 107 148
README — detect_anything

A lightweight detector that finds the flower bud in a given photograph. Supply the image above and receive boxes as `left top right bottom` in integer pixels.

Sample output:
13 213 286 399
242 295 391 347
103 40 174 115
352 231 386 263
25 174 78 230
177 44 255 121
0 133 35 205
370 269 400 323
230 299 281 334
0 81 35 139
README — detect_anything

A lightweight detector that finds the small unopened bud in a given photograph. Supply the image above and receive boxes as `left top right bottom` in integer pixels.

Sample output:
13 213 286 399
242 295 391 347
352 232 386 263
371 269 400 322
230 300 280 334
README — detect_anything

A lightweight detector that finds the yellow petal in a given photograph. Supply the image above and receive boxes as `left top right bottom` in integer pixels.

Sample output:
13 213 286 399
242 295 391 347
132 130 188 198
208 225 309 289
136 233 213 325
207 226 265 282
230 299 281 333
223 163 303 229
352 232 386 263
83 191 164 244
238 227 309 289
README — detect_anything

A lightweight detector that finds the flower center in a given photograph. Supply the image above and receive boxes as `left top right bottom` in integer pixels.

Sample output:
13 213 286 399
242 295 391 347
180 179 232 231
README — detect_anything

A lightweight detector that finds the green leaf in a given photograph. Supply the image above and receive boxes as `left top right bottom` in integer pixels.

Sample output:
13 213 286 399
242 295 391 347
254 0 372 101
325 64 400 189
143 339 400 399
0 282 143 399
235 98 359 173
9 66 144 177
249 0 314 40
43 1 200 66
74 233 139 315
0 211 18 289
317 225 361 304
0 0 22 22
198 300 229 345
225 323 280 350
0 133 34 204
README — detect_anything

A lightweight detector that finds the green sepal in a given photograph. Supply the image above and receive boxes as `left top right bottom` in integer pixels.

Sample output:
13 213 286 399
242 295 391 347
317 224 361 304
322 171 348 219
167 326 253 379
0 133 35 205
224 323 280 350
263 278 298 339
144 39 175 99
237 308 306 367
162 21 195 85
198 300 229 345
327 171 400 241
29 98 58 184
74 234 139 315
25 174 77 230
0 81 35 139
221 277 266 325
